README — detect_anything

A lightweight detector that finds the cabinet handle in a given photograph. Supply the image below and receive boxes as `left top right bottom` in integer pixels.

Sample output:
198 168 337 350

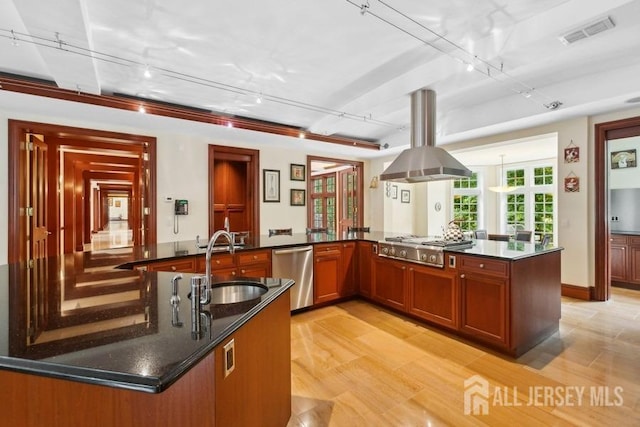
622 247 626 250
231 271 236 276
401 266 406 270
241 269 246 274
460 274 465 278
479 263 484 268
216 260 221 264
171 266 177 271
253 255 258 260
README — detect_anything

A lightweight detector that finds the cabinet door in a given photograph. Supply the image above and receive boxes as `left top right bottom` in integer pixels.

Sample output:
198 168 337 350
408 264 458 330
314 246 342 304
459 271 508 346
610 243 628 282
629 245 640 284
340 242 357 297
237 249 272 278
372 257 407 311
357 242 374 297
238 263 270 279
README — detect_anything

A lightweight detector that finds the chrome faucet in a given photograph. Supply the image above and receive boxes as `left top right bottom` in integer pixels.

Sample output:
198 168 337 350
201 230 235 305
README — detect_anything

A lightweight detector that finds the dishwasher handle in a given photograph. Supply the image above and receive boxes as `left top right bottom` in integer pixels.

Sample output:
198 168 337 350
273 246 313 256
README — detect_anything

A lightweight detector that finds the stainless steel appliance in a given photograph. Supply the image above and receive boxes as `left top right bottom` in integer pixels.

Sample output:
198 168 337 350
272 245 314 310
610 188 640 232
378 236 473 268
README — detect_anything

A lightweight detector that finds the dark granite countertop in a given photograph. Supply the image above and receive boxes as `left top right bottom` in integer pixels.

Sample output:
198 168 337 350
446 239 563 260
0 252 293 393
610 230 640 236
0 230 561 393
116 231 389 268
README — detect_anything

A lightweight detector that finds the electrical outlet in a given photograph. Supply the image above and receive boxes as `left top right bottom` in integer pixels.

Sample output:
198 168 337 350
223 339 235 377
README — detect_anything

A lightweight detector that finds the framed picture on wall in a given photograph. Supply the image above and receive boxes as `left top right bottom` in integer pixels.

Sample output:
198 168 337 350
564 176 580 192
263 169 280 202
564 146 579 163
290 164 305 181
611 149 637 169
290 189 305 206
391 185 398 199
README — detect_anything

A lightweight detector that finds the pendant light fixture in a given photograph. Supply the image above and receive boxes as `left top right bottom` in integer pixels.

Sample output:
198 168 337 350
489 154 519 193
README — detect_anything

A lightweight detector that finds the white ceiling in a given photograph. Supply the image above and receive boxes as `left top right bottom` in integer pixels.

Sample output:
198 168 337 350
1 0 640 164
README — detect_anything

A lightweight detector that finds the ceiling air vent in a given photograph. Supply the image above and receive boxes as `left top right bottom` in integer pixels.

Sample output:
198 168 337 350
559 16 615 45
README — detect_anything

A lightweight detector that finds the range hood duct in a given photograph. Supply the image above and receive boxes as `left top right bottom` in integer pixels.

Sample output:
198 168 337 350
380 89 471 183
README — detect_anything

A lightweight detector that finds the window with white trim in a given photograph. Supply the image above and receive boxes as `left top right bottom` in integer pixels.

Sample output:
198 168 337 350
452 172 480 232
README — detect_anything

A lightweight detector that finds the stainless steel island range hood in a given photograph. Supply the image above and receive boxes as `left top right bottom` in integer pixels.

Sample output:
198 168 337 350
380 89 471 183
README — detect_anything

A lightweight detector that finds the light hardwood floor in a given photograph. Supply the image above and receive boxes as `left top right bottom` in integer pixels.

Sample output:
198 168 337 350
288 287 640 426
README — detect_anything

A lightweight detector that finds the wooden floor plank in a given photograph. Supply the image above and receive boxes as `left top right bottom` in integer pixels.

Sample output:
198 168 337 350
288 288 640 426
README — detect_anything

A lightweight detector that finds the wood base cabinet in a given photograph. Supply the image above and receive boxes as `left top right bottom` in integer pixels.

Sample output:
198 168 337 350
372 256 408 311
407 262 459 330
357 241 375 297
195 249 272 279
610 234 640 285
313 242 357 304
370 250 561 357
458 264 508 346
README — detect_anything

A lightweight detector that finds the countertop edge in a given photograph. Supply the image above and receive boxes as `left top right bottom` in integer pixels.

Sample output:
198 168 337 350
0 278 295 394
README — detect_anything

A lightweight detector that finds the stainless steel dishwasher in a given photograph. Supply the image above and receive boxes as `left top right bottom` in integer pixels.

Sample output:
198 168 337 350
272 245 314 310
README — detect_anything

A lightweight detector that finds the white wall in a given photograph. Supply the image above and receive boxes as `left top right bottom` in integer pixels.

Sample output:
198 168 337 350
0 91 365 264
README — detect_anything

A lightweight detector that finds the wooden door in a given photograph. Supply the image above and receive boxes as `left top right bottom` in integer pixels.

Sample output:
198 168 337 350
209 146 259 238
27 133 51 262
338 168 358 234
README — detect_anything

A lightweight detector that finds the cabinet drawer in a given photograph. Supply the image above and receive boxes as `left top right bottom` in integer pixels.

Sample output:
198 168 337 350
198 253 236 271
458 256 508 277
146 258 196 272
237 250 271 266
610 234 629 245
629 236 640 246
314 243 341 256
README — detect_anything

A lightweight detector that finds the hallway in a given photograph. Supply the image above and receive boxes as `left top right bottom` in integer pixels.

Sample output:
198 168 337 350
85 220 133 251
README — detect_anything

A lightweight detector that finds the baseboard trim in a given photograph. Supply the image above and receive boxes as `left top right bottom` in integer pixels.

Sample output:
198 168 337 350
561 283 591 300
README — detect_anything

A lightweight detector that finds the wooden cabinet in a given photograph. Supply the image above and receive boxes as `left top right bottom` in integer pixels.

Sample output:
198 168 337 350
610 234 640 284
313 243 342 304
137 257 196 273
458 256 509 346
372 256 408 311
313 242 357 304
237 250 271 278
214 291 291 427
195 249 271 279
407 259 458 330
357 241 375 297
340 242 357 297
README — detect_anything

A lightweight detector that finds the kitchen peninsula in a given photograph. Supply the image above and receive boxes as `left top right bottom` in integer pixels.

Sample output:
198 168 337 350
0 251 294 427
0 233 562 426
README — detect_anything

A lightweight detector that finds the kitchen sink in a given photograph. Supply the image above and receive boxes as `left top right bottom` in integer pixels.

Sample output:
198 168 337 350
209 281 267 305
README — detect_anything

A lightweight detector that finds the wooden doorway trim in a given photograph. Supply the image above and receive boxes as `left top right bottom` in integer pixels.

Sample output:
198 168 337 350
208 145 260 238
8 120 157 263
306 155 365 232
594 115 640 301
